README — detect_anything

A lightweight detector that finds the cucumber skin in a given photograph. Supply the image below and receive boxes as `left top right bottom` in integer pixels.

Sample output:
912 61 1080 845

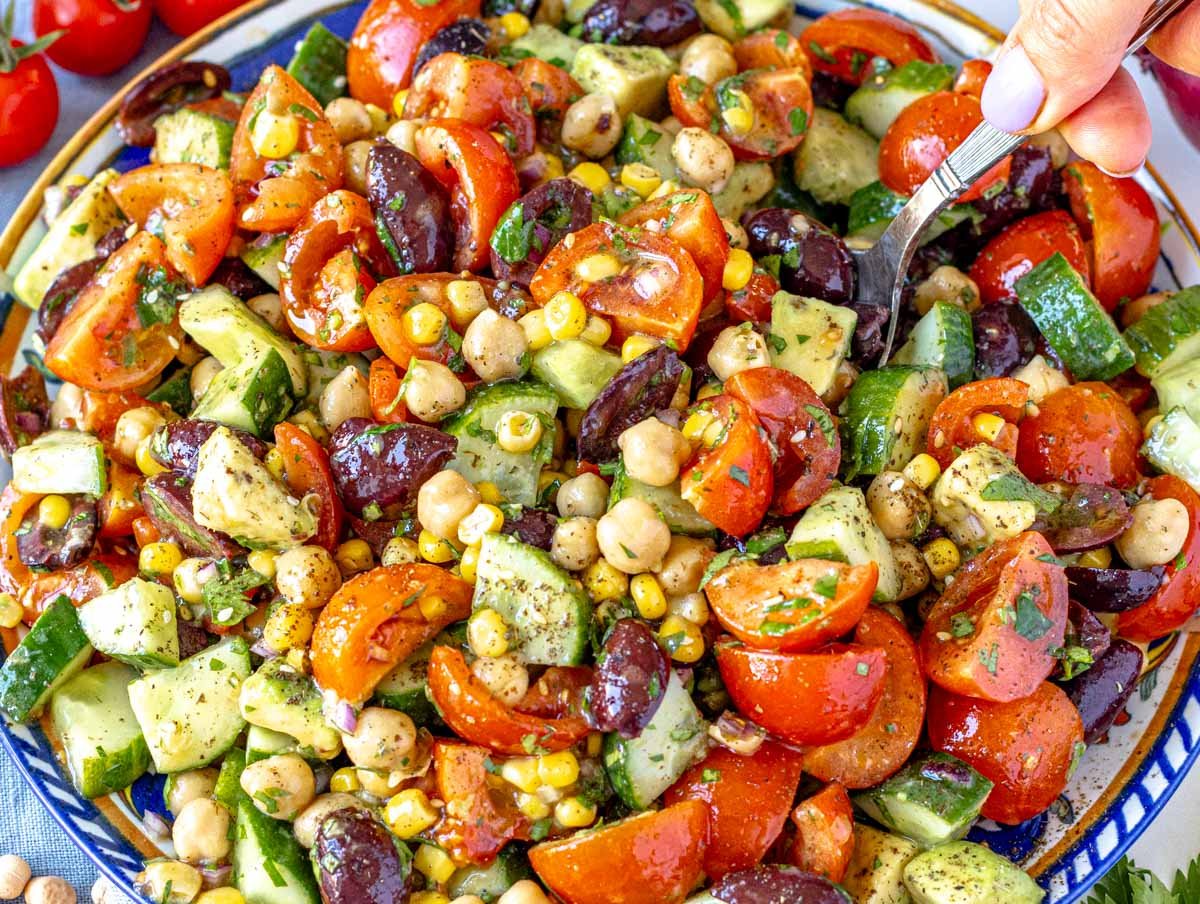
1124 285 1200 377
892 301 975 389
286 22 348 108
234 799 321 904
214 748 249 811
0 596 92 723
842 366 933 476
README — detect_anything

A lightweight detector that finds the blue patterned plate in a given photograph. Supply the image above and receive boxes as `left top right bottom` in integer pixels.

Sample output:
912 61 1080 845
1 1 1198 901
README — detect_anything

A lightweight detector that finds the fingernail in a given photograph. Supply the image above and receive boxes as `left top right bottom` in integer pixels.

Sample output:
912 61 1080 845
981 44 1046 132
1097 159 1145 179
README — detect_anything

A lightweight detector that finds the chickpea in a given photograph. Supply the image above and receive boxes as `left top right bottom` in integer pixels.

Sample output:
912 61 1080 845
1011 355 1069 404
0 854 29 898
326 97 374 144
672 127 735 194
557 472 609 519
293 793 365 849
913 265 980 315
867 471 932 540
462 309 530 383
551 517 600 571
90 876 122 904
166 767 219 817
404 360 466 422
49 382 84 428
656 536 714 596
680 34 737 84
497 880 552 904
135 861 201 904
386 119 419 155
597 498 671 574
891 539 931 600
1115 497 1191 569
707 323 770 382
381 536 421 565
171 798 232 864
190 356 225 400
247 293 287 333
471 653 530 706
275 545 342 609
1026 128 1070 169
561 93 622 158
240 753 315 820
24 877 76 904
1121 290 1172 329
342 140 373 195
319 366 371 431
721 217 748 249
343 707 417 771
418 469 482 541
618 418 691 487
113 406 167 462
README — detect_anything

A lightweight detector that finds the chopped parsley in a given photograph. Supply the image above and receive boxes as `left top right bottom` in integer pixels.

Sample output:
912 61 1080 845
1013 588 1053 642
980 474 1063 512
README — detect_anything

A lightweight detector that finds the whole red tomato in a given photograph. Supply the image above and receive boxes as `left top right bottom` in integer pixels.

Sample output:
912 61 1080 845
0 35 59 167
154 0 250 35
34 0 152 76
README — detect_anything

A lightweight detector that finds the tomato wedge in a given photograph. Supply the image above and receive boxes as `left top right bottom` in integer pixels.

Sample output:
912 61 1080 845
715 640 887 746
789 783 855 883
1064 161 1159 312
230 66 343 233
530 221 704 351
663 741 803 880
109 163 235 287
427 646 591 755
512 58 582 122
921 532 1068 702
928 682 1084 824
414 120 520 273
20 552 137 623
706 558 877 651
804 607 926 789
529 800 708 904
724 269 779 324
274 422 344 551
679 395 773 537
404 53 536 157
925 377 1030 468
311 564 472 705
432 741 530 866
969 210 1091 305
45 232 184 392
668 68 814 161
368 357 409 423
619 190 730 307
799 8 938 84
1118 476 1200 641
732 29 813 80
953 59 992 99
514 666 592 719
725 366 840 514
0 486 38 595
98 462 144 538
281 190 390 351
76 390 164 446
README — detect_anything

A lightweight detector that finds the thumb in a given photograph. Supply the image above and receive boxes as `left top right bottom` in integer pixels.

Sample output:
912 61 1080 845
980 0 1151 133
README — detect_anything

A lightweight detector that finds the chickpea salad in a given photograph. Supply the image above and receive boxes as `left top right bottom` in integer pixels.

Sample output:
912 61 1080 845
2 1 1200 903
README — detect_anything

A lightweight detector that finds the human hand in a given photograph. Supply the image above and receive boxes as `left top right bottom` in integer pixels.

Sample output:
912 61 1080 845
980 0 1200 175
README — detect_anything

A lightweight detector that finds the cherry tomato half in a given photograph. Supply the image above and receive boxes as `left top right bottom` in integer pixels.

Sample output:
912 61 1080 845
0 39 59 167
0 486 38 596
619 189 730 307
34 0 152 76
952 59 992 100
926 377 1030 469
21 552 137 623
432 741 530 866
969 210 1091 305
732 29 813 80
98 462 144 538
368 357 409 423
274 422 344 551
724 269 779 323
789 783 855 883
799 8 938 85
154 0 250 35
512 57 582 123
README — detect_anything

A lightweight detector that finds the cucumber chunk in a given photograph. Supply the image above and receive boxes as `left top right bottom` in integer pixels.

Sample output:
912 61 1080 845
1153 358 1200 426
245 724 303 764
842 366 948 476
531 339 623 409
374 641 437 725
847 181 980 247
711 161 775 222
1016 252 1134 381
214 748 249 811
1143 407 1200 493
608 459 716 537
903 842 1044 903
511 24 584 69
1124 286 1200 377
841 824 921 904
793 109 879 206
767 291 857 397
145 369 193 417
286 22 348 107
615 113 676 182
473 532 592 666
931 445 1039 552
0 596 92 723
12 430 106 496
892 301 975 389
845 61 956 139
233 799 321 904
570 44 675 118
50 661 150 798
77 577 180 669
447 847 534 902
239 658 342 759
240 235 287 291
128 637 251 773
694 0 790 41
192 350 295 438
153 107 236 169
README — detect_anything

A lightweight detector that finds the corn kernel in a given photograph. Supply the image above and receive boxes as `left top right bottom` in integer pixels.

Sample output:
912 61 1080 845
403 302 448 346
539 470 566 495
136 437 169 476
392 89 409 118
335 538 374 575
413 845 457 884
35 494 71 531
173 558 208 605
722 248 754 291
468 607 510 658
621 334 660 363
579 314 612 347
263 603 315 652
288 409 330 445
923 538 961 579
264 447 286 480
682 409 716 443
0 593 22 630
247 550 277 579
381 536 421 566
501 757 541 793
419 529 458 564
410 894 450 904
459 544 480 583
620 162 662 197
458 503 505 546
496 410 543 453
384 788 440 839
365 103 389 134
476 481 504 504
517 792 551 820
196 889 246 904
498 10 531 36
631 573 667 619
416 594 448 622
545 291 589 340
537 751 580 788
575 253 622 283
701 417 726 448
330 767 361 793
972 413 1006 442
648 178 680 200
540 154 565 183
659 615 704 663
445 279 488 326
582 560 628 601
1078 546 1113 569
721 106 755 135
555 796 598 828
140 541 183 576
586 732 603 757
519 309 553 351
251 110 300 159
903 453 942 490
568 162 611 193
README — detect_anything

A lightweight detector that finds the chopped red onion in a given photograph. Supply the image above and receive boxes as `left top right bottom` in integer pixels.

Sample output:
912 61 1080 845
330 699 358 734
141 810 171 842
200 865 233 889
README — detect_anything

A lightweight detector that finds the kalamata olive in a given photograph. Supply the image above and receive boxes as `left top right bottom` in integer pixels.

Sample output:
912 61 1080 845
1034 484 1133 552
312 808 414 904
971 303 1038 379
1066 565 1165 612
589 618 671 737
95 224 128 258
208 258 273 300
810 72 857 111
711 866 853 904
683 312 732 387
141 472 244 559
367 142 454 276
117 61 231 147
329 418 457 519
16 495 97 571
490 179 594 288
37 258 104 346
742 209 855 305
580 0 701 46
346 515 403 556
0 367 49 457
177 620 217 659
577 346 685 463
412 20 492 77
847 301 889 366
500 507 557 550
1063 638 1143 744
151 419 269 478
970 145 1057 238
1066 600 1111 667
